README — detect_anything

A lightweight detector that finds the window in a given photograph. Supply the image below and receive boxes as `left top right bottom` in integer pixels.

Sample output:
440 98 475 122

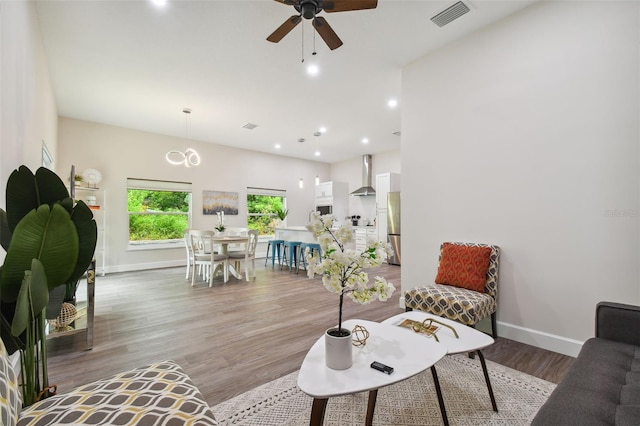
247 187 286 236
127 178 192 246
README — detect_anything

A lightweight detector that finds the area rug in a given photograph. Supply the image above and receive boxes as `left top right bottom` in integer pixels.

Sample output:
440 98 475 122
213 354 555 425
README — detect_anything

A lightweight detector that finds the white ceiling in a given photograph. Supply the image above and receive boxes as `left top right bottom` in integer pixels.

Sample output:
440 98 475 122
35 0 535 164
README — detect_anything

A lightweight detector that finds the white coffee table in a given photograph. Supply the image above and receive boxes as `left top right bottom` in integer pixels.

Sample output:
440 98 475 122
297 318 447 426
382 311 498 425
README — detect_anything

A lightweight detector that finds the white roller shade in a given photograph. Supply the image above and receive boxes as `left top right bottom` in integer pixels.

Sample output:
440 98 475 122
127 178 192 192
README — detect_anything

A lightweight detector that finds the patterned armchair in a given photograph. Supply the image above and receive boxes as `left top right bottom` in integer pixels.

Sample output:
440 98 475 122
404 242 500 337
0 338 217 426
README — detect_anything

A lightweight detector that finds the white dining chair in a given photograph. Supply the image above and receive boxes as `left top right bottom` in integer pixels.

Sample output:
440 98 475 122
228 230 258 281
183 231 194 280
189 230 229 286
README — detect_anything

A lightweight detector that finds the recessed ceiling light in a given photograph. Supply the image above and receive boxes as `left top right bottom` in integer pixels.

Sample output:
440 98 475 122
150 0 167 7
319 127 327 133
387 99 398 108
362 138 369 144
306 64 319 77
275 144 281 149
315 151 321 156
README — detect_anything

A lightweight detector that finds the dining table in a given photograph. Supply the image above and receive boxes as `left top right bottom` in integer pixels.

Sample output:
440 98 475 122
212 234 249 280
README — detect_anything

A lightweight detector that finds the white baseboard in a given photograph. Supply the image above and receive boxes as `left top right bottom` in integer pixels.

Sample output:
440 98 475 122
496 321 583 357
397 295 582 357
107 255 270 275
107 260 186 274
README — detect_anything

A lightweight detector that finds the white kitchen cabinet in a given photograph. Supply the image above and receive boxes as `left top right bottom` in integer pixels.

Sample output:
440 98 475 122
315 181 349 224
375 173 401 210
355 227 378 252
315 182 333 198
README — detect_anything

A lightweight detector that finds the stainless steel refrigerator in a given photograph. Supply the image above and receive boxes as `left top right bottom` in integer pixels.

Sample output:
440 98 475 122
387 192 401 265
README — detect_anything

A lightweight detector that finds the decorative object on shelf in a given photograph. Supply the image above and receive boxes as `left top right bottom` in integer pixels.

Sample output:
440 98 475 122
306 212 395 369
215 211 226 233
166 108 201 168
351 324 370 347
81 168 102 188
0 165 97 406
49 302 77 329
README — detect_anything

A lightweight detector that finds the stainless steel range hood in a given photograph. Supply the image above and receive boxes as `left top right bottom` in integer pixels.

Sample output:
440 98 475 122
351 154 376 196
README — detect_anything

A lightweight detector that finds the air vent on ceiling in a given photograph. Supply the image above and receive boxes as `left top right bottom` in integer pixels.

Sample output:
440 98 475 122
431 1 470 27
242 122 258 130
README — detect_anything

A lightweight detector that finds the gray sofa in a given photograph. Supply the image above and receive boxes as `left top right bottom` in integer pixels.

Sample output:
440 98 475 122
532 301 640 425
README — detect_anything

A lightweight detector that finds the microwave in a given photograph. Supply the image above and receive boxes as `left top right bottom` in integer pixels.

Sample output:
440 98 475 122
316 205 332 215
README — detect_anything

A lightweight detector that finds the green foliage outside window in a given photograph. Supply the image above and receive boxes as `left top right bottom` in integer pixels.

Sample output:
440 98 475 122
247 194 285 236
128 189 190 241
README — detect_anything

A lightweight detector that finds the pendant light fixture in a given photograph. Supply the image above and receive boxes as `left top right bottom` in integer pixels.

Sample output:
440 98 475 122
166 108 201 167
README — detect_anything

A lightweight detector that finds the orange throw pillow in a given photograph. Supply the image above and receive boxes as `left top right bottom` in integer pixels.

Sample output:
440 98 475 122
435 243 492 293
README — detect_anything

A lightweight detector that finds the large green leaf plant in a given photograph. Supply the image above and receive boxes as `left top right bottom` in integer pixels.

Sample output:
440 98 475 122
0 166 97 406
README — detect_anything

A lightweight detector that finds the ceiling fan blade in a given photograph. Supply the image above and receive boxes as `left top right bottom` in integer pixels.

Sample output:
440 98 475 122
267 15 302 43
273 0 296 5
323 0 377 13
312 17 343 50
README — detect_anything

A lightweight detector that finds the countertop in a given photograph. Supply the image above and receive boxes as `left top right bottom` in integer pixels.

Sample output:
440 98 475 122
274 226 311 231
275 225 377 231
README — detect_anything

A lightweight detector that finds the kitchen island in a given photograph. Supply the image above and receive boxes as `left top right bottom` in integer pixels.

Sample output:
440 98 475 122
274 226 317 243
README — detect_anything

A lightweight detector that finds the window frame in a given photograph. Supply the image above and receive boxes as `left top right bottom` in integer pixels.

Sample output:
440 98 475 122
246 187 287 238
126 178 193 250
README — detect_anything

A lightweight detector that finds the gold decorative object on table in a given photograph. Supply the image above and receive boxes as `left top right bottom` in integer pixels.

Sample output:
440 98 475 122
413 318 459 342
395 317 459 342
351 324 370 347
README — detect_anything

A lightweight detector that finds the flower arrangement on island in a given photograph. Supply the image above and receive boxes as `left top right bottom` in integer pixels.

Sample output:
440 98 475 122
215 211 226 232
306 212 396 337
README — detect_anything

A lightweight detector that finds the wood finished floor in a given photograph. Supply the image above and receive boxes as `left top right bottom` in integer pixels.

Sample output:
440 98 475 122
46 262 574 407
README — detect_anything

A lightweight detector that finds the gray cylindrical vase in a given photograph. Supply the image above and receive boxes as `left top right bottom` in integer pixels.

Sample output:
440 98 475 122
325 327 353 370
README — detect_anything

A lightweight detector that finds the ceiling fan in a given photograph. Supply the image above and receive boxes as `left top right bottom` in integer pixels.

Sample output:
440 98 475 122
266 0 378 50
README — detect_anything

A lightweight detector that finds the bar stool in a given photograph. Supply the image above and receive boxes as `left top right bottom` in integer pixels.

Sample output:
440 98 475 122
281 241 302 272
264 239 284 268
297 243 322 274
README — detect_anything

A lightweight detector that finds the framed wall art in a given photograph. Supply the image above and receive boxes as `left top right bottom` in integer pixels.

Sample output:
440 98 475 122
42 141 53 169
203 190 239 215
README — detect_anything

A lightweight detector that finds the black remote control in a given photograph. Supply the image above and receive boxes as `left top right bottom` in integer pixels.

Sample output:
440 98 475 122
370 361 394 375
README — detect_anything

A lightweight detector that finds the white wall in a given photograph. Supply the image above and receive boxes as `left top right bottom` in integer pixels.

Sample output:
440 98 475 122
402 1 640 356
0 1 58 262
57 117 332 272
